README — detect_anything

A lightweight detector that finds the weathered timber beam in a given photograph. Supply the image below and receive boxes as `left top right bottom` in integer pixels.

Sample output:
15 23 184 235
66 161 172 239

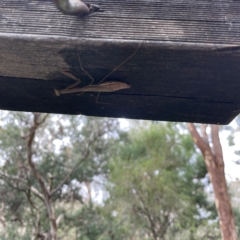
1 0 240 124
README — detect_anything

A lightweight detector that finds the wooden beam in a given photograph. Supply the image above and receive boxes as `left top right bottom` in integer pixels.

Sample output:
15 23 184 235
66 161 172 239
1 0 240 124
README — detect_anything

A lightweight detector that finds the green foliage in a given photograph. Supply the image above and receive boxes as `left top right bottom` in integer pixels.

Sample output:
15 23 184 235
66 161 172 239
62 203 130 240
106 122 218 239
233 208 240 238
228 180 240 238
0 112 121 238
0 224 32 240
0 112 222 239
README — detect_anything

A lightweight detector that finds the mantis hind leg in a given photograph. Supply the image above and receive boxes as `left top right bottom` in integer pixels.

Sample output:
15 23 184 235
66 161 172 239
95 92 112 105
60 69 81 89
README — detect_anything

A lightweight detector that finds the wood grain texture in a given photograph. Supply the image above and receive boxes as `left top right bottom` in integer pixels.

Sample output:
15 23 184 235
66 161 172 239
0 75 237 124
1 0 240 124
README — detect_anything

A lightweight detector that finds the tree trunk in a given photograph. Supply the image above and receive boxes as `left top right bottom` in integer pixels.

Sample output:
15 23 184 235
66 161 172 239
46 199 58 240
187 123 237 240
26 113 58 240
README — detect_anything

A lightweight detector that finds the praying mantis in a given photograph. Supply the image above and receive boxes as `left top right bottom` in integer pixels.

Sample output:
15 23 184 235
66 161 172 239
54 41 142 101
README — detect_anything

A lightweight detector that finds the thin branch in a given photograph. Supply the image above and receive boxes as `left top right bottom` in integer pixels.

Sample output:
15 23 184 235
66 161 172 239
0 170 45 201
0 170 25 182
25 189 37 213
187 123 211 156
211 125 224 167
51 149 90 195
135 190 158 240
29 186 45 201
0 218 6 227
56 214 63 227
161 212 171 237
27 113 50 198
0 171 27 192
39 114 49 125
